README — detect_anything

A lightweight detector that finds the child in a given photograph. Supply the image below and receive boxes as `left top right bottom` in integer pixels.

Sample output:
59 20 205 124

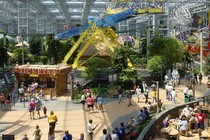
43 106 47 117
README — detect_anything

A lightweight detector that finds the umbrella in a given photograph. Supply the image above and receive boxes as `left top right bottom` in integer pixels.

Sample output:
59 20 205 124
15 41 29 47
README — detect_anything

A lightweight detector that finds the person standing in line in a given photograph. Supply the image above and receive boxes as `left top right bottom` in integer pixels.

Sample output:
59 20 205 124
87 119 98 140
198 73 203 84
48 111 58 131
117 86 123 104
33 125 42 140
135 86 141 103
48 126 55 140
63 130 72 140
81 92 86 112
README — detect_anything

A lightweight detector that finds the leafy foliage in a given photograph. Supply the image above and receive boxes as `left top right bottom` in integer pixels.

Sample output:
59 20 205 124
182 50 193 68
204 55 210 75
82 57 108 83
147 55 165 78
0 38 9 68
149 37 184 69
29 36 42 55
11 47 32 64
45 33 62 64
110 46 132 73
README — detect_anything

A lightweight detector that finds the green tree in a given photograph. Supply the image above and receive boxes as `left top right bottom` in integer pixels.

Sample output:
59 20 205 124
82 57 108 85
45 33 62 64
110 46 131 73
149 37 184 69
204 54 210 75
182 50 193 69
147 55 165 81
11 47 32 64
0 38 9 69
29 36 42 55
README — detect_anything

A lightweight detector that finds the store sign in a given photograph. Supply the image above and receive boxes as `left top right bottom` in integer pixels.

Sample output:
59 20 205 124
12 68 60 75
30 74 39 77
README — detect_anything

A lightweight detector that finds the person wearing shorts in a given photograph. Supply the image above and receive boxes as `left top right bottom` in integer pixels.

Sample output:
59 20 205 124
0 93 5 111
81 93 86 112
6 93 11 111
29 98 36 119
117 86 123 104
86 95 94 113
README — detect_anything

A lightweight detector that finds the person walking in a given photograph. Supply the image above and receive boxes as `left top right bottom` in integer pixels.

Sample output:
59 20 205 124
144 87 149 103
63 130 72 140
117 86 123 104
198 73 203 84
152 89 157 104
79 133 84 140
87 119 98 140
6 93 11 111
0 93 6 111
86 95 94 113
102 129 111 140
22 134 29 140
48 111 58 131
81 92 86 112
171 88 177 103
48 126 55 140
126 90 132 107
135 86 141 103
97 95 104 112
33 125 42 140
35 97 42 118
29 98 36 119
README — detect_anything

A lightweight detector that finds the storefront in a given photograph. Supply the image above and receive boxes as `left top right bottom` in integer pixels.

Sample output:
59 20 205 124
11 64 72 96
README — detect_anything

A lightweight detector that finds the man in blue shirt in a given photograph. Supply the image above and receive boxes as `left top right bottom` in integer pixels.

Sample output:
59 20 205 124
63 130 72 140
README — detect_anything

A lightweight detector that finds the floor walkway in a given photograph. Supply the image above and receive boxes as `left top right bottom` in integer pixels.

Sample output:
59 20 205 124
0 77 209 140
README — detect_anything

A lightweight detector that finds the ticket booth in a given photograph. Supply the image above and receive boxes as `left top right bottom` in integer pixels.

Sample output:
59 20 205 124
11 64 72 96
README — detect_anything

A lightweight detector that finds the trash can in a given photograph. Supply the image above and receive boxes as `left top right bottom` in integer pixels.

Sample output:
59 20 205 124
184 94 192 103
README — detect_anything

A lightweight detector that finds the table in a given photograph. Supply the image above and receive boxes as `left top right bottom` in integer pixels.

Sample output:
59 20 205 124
161 127 179 136
170 119 182 129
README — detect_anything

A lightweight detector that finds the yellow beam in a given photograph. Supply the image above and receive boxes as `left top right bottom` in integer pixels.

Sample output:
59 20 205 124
73 35 96 68
62 29 89 64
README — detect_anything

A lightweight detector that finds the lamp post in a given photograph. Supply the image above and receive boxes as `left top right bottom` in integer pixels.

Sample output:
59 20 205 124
21 29 25 65
70 71 74 100
199 31 203 74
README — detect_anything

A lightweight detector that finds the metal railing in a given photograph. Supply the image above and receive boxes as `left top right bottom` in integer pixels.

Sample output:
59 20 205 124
50 88 57 100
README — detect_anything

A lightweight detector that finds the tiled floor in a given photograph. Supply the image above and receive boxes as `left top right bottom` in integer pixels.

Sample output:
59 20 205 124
0 77 209 140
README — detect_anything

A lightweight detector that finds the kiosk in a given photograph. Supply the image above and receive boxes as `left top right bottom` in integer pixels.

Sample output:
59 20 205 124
11 64 72 96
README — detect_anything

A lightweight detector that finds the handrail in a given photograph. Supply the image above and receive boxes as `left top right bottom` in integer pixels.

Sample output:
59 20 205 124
50 88 57 100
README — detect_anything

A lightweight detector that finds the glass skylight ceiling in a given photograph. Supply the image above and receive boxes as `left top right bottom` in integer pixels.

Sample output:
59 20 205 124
0 0 210 25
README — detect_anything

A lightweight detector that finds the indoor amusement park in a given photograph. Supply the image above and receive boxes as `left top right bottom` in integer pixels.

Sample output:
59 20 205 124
0 0 210 140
